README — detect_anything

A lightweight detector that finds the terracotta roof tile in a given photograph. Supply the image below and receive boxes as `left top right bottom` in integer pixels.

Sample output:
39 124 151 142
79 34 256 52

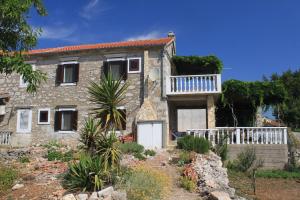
28 37 173 55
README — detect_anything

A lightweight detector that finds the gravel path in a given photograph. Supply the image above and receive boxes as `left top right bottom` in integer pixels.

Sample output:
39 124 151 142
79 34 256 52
145 150 202 200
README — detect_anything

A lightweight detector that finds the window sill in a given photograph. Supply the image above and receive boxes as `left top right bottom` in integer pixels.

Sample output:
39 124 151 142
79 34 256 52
60 83 77 86
38 122 50 125
57 130 76 134
16 131 31 134
128 70 141 74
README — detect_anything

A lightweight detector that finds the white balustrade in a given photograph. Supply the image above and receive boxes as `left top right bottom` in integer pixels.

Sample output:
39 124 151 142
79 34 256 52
0 131 12 145
187 127 288 145
167 74 222 95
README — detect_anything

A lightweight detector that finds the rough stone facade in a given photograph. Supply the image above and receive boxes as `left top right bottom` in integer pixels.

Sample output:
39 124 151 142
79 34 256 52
0 43 175 147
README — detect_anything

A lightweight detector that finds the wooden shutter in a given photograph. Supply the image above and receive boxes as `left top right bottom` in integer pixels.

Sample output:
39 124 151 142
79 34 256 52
54 111 62 131
103 61 108 78
72 111 78 131
122 60 128 80
73 63 79 83
56 65 64 85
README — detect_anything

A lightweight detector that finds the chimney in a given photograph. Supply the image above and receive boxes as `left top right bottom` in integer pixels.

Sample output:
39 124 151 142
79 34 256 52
167 31 175 38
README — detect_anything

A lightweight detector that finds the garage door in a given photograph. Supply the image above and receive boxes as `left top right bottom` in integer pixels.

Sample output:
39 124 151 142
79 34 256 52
137 121 163 149
177 109 206 132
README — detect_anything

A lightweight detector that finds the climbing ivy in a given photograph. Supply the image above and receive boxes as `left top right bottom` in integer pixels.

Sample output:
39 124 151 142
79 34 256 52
172 55 223 75
216 80 286 127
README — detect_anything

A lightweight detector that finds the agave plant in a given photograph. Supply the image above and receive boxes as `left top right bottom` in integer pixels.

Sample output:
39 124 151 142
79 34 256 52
79 117 101 155
96 130 122 171
88 73 129 131
62 154 108 191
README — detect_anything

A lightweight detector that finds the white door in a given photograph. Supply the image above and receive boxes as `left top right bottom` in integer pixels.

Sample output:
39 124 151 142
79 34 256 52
16 109 32 133
137 121 163 149
177 109 206 132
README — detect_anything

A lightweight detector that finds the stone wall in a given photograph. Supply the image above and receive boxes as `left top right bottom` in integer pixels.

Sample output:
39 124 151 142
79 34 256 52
0 46 172 147
227 144 288 169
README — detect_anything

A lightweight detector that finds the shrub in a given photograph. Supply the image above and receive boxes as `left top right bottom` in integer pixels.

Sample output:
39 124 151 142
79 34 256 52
119 142 144 154
213 135 228 161
47 149 73 162
144 149 156 156
227 147 257 172
79 118 101 154
96 132 121 171
43 140 62 148
18 155 30 163
118 165 171 200
62 154 108 191
179 176 197 192
0 164 18 194
177 135 210 154
133 152 146 161
178 150 195 166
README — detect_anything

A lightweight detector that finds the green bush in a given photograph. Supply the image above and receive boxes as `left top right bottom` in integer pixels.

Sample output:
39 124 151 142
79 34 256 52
43 140 63 148
227 147 256 172
144 149 156 156
133 152 146 161
179 176 197 192
256 170 300 179
118 165 171 200
119 142 144 154
178 150 194 166
62 154 108 191
47 149 73 162
0 165 18 194
177 135 210 154
18 155 30 163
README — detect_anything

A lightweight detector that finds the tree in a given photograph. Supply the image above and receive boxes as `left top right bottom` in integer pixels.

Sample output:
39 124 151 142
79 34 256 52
269 69 300 129
0 0 47 92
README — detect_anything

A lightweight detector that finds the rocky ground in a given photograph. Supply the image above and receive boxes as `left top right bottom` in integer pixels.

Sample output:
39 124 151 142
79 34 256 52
0 146 242 200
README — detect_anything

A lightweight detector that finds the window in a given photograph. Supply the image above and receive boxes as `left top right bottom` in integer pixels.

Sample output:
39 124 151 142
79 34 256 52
17 109 32 133
104 59 127 80
56 62 79 85
38 108 50 125
20 64 36 87
54 108 78 132
128 57 141 73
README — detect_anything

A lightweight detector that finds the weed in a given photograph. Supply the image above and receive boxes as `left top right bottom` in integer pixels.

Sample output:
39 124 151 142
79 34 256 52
144 149 156 156
18 155 30 163
0 164 18 194
119 142 144 154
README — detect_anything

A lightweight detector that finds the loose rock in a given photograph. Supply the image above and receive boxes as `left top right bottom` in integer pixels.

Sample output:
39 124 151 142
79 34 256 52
76 193 88 200
62 194 76 200
12 183 24 190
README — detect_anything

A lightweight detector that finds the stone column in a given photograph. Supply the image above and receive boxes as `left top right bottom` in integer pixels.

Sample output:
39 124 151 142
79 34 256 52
207 95 216 128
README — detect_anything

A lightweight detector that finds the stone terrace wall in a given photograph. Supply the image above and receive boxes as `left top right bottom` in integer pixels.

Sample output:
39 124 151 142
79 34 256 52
227 144 288 169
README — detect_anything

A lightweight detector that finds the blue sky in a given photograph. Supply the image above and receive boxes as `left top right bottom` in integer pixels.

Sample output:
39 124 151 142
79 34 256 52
30 0 300 81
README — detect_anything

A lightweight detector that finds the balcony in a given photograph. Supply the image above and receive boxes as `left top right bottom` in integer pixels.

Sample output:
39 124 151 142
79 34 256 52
166 74 222 95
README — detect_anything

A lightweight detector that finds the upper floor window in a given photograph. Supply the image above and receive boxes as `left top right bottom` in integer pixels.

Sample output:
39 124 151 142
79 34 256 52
128 57 141 73
103 57 141 80
104 58 127 81
20 64 36 87
56 61 79 85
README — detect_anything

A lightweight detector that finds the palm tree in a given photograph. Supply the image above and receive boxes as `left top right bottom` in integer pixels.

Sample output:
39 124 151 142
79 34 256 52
88 73 129 131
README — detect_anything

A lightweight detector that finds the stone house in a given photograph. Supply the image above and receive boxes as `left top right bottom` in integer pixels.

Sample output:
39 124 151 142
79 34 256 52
0 32 222 148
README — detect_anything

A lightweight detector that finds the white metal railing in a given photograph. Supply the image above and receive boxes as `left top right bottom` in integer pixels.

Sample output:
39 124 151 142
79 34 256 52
166 74 222 95
0 131 12 145
186 127 288 145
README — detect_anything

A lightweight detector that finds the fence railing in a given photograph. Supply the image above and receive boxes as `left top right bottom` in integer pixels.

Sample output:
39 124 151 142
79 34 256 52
166 74 222 95
0 131 12 145
186 127 288 145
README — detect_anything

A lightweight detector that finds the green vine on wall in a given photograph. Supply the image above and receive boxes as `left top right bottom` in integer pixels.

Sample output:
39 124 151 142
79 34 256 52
217 80 287 127
172 55 223 75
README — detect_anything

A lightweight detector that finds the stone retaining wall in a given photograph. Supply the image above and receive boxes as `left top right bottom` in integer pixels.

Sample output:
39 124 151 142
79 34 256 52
227 144 288 169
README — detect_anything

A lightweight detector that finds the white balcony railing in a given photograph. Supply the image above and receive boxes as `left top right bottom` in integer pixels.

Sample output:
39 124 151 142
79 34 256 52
0 131 12 145
166 74 222 95
187 127 288 145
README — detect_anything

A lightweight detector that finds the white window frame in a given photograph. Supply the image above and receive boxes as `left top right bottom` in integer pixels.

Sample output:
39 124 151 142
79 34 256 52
57 108 76 133
60 61 78 86
16 109 32 133
20 64 36 87
127 57 141 73
37 108 51 125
